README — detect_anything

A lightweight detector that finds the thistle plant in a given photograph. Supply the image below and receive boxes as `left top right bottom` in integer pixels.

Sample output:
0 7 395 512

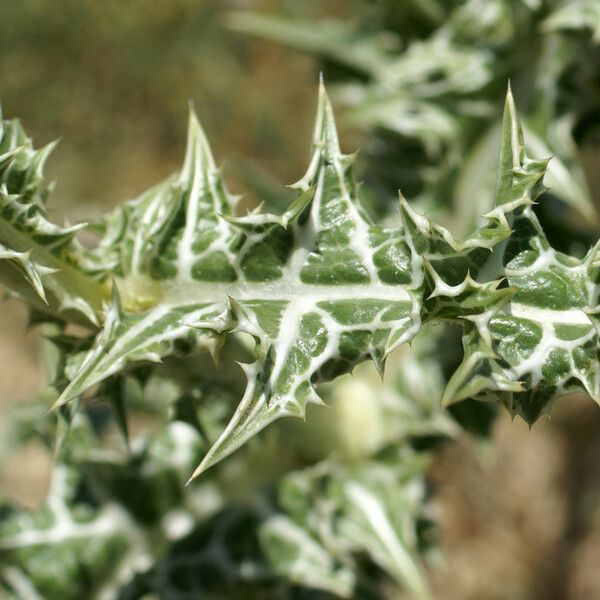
2 1 600 594
0 72 598 598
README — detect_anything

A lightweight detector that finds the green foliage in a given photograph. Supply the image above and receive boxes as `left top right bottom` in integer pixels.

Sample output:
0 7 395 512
1 79 598 598
230 0 600 230
2 1 600 598
0 113 105 324
445 91 600 421
48 84 530 480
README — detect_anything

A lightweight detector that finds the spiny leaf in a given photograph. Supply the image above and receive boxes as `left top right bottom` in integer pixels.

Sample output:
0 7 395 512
0 243 56 303
0 113 106 325
445 86 600 422
52 84 533 481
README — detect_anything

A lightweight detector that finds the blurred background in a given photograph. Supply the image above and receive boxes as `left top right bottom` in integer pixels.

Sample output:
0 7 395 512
2 1 600 598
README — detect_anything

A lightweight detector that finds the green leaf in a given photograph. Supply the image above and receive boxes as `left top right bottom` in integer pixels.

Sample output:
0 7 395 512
0 113 107 325
0 418 208 600
446 86 600 422
47 81 542 482
0 466 139 600
52 84 527 480
260 515 356 597
262 451 431 598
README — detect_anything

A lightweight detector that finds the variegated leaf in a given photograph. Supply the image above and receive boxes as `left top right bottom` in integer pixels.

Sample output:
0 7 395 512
0 419 208 600
54 83 521 478
261 450 431 599
0 112 106 324
0 466 145 600
445 88 600 422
